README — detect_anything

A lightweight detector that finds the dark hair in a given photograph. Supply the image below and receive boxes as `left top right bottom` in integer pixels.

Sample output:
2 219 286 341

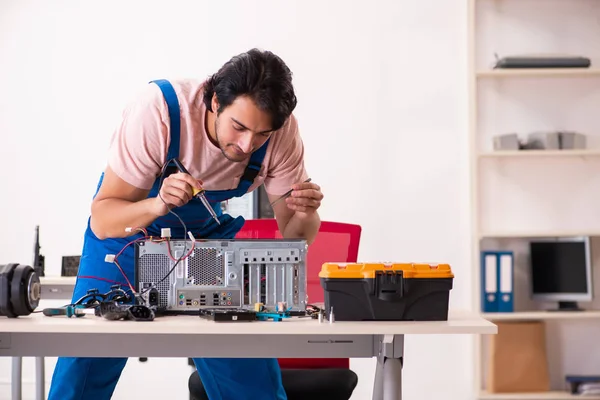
203 48 297 131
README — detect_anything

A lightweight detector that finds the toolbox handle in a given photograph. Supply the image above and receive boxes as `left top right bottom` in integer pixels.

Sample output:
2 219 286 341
374 270 404 302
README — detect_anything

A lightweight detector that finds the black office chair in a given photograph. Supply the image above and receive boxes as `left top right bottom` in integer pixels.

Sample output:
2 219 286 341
188 367 358 400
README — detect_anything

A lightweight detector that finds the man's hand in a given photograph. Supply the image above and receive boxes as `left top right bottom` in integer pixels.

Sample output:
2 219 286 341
267 180 323 245
285 181 324 217
152 172 203 216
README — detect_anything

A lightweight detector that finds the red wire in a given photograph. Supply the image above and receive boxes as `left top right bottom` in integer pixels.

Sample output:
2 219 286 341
113 259 136 293
108 234 194 294
166 238 196 261
114 235 151 259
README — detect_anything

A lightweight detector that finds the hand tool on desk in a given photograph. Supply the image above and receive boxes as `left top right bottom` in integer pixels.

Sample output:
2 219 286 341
42 304 87 318
172 158 221 225
270 178 312 207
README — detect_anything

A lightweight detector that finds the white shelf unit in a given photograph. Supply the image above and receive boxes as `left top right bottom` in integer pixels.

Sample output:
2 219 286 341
468 0 600 399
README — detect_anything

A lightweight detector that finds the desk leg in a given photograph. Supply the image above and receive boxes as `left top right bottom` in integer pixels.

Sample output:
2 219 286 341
36 357 45 400
12 357 22 400
372 334 404 400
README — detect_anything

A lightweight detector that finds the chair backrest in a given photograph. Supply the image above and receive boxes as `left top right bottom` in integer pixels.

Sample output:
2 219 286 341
236 219 362 369
235 219 361 304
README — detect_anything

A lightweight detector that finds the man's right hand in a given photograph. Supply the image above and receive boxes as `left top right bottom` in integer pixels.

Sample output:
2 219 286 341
152 172 203 216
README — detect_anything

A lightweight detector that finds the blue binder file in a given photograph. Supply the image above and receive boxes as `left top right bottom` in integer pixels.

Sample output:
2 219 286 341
481 251 498 312
496 251 514 313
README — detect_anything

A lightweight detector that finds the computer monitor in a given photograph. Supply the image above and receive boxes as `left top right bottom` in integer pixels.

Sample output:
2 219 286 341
529 236 593 311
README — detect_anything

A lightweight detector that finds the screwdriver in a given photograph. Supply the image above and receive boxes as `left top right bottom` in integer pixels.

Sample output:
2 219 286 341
172 159 221 225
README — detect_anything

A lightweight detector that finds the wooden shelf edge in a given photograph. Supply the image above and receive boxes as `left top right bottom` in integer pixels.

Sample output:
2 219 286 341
479 390 600 399
481 310 600 321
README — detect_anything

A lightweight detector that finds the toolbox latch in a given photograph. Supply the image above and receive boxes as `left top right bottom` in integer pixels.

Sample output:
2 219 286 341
374 270 404 302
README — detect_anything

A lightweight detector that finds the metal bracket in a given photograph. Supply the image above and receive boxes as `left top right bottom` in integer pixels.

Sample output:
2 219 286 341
377 334 404 359
0 333 11 349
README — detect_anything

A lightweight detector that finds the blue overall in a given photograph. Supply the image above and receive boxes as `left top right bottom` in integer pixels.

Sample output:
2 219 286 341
47 80 286 400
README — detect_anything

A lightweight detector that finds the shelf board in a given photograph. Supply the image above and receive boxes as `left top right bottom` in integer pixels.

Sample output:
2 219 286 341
477 68 600 78
479 231 600 238
478 149 600 158
482 311 600 321
479 391 600 399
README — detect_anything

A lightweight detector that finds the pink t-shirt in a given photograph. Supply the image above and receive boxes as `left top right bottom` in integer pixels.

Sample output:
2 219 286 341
106 79 308 196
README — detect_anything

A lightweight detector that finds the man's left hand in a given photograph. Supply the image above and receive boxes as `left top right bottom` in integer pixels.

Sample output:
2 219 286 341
285 181 323 217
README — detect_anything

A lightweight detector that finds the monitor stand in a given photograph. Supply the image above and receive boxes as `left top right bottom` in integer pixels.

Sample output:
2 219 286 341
548 301 584 312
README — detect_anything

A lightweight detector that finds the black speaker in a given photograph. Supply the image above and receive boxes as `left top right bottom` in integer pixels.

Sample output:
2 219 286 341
0 263 41 318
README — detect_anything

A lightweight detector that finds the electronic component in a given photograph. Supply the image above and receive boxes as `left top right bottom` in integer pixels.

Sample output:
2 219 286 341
530 236 592 311
134 238 307 314
71 286 130 308
0 263 41 318
494 55 591 69
32 225 45 277
198 308 257 322
40 285 132 319
146 287 159 308
256 310 291 322
61 255 81 277
97 302 155 321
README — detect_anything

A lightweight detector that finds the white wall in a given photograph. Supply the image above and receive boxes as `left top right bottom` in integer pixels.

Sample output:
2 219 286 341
0 1 471 399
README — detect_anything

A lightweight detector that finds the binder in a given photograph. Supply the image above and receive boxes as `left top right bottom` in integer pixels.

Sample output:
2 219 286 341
481 251 514 313
496 251 514 313
481 251 499 312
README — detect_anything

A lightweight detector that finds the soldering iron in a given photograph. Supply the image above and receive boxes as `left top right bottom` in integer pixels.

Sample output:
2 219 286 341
171 159 221 225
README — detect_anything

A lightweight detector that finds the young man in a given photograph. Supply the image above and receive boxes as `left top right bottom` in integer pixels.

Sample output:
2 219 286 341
48 48 323 400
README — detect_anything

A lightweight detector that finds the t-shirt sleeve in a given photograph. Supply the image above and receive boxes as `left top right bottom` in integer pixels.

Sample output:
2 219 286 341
106 84 170 190
263 114 309 196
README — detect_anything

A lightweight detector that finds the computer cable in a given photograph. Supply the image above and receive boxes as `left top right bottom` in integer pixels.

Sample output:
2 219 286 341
103 158 197 301
97 301 155 321
42 285 133 318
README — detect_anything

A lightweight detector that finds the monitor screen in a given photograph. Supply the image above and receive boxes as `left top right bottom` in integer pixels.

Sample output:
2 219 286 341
530 239 589 295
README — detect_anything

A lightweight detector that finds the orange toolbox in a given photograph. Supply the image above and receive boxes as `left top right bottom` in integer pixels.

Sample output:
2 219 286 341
318 262 454 321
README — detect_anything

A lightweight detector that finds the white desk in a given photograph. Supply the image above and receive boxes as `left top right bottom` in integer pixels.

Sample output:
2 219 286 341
39 276 76 300
1 308 496 400
8 277 77 400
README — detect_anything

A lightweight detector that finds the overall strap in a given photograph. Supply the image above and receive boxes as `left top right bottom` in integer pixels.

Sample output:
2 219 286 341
151 79 181 161
235 137 271 193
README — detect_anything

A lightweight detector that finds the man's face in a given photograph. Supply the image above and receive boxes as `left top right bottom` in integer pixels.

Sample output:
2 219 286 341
212 94 273 162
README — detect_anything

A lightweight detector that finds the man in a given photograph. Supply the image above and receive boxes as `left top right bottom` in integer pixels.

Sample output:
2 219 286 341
48 48 323 400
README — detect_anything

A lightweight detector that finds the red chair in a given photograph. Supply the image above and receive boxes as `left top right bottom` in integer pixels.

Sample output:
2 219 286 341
188 219 362 400
236 219 362 370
